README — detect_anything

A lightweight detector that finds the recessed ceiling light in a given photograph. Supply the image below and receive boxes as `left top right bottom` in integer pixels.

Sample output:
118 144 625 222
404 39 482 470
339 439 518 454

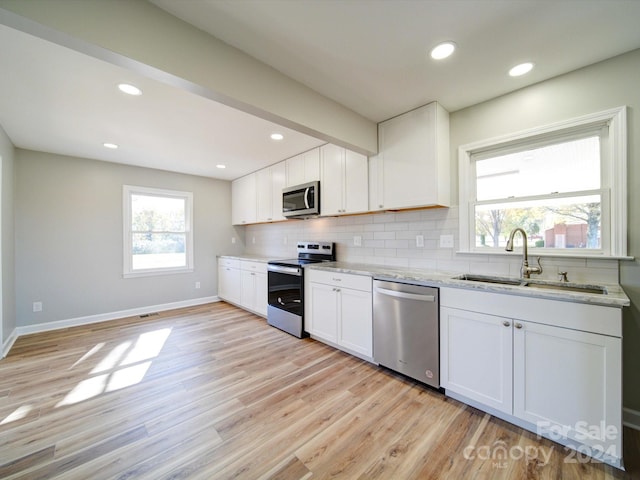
118 83 142 96
430 41 456 60
103 143 118 149
270 133 284 141
216 164 226 169
509 62 534 77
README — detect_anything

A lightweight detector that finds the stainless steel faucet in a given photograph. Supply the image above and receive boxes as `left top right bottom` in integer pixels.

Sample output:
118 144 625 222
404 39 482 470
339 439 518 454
505 228 543 278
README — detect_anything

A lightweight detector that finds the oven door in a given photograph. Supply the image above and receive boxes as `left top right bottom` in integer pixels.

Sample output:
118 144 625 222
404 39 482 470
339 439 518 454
267 266 303 316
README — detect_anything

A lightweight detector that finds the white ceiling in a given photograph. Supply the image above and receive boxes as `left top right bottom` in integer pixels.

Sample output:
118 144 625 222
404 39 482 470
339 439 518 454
0 24 325 181
152 0 640 121
2 0 640 181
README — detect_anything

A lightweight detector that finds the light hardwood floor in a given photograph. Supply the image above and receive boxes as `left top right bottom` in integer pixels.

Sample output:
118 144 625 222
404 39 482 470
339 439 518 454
0 302 638 479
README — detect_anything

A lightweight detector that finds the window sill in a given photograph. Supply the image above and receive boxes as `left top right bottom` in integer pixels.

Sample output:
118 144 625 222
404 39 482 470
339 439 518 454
123 267 194 279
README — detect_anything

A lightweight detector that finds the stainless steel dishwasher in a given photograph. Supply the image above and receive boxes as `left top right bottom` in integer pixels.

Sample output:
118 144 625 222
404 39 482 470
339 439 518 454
373 279 439 388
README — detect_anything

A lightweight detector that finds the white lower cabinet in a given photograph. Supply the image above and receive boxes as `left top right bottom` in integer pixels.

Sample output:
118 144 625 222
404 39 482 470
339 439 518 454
218 258 267 317
440 287 623 467
512 319 621 456
306 269 373 359
440 307 513 414
218 258 241 305
239 261 267 316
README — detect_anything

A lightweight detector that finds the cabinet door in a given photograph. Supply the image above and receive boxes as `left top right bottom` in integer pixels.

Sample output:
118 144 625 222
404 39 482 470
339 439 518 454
270 162 286 222
255 272 268 316
513 321 622 455
240 270 256 310
231 174 257 225
307 282 338 342
219 266 241 305
343 150 369 214
338 287 372 357
378 102 449 209
320 143 345 216
255 163 286 223
368 153 384 211
218 266 228 299
440 307 513 414
256 168 273 223
286 148 320 186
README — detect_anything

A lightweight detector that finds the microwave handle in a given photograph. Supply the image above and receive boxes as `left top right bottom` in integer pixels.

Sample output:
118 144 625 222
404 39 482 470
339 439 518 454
304 187 310 209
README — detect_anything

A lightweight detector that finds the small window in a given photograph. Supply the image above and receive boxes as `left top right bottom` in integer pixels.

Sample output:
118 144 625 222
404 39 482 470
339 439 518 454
123 185 193 277
459 107 627 257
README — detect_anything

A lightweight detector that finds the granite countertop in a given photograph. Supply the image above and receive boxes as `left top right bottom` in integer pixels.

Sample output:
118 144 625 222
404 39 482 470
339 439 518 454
218 254 277 263
307 261 631 308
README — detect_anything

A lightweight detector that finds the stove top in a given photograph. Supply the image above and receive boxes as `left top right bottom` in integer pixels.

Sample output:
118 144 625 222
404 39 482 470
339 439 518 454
269 258 330 267
268 241 335 267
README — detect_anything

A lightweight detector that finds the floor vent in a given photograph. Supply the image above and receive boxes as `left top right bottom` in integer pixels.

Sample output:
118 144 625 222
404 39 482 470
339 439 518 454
139 312 160 318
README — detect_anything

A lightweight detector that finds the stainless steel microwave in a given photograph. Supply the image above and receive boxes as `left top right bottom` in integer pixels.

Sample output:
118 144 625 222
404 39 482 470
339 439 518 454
282 181 320 218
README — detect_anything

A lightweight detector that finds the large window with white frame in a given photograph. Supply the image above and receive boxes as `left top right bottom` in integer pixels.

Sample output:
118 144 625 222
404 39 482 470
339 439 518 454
123 185 193 277
458 106 627 257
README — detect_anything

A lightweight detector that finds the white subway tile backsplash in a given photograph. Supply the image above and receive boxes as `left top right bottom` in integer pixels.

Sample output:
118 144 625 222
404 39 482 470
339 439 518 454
385 239 410 249
243 207 620 283
373 231 396 240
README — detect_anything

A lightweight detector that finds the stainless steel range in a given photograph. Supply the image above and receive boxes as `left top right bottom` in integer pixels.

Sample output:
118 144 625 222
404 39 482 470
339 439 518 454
267 242 335 337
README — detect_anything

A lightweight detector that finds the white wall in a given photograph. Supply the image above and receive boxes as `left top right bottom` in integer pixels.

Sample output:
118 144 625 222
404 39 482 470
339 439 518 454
245 48 640 412
14 149 243 328
0 124 15 348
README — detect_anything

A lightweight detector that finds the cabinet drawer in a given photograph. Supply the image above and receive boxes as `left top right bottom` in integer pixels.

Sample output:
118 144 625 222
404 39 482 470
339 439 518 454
307 269 372 292
219 257 240 268
240 260 267 273
440 287 621 337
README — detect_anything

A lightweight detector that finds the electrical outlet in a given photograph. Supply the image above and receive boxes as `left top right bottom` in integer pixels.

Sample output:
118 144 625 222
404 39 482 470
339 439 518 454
283 236 287 245
33 301 43 312
252 236 256 244
440 234 454 248
353 235 362 247
416 235 424 247
231 237 236 244
195 282 201 289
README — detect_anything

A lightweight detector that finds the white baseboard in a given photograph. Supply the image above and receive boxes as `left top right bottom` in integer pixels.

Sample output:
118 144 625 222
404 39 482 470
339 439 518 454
2 328 18 358
623 407 640 431
14 296 220 338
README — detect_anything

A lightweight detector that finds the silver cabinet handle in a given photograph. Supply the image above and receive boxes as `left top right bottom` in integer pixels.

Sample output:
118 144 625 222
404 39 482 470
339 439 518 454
515 323 523 329
503 320 510 327
374 287 435 302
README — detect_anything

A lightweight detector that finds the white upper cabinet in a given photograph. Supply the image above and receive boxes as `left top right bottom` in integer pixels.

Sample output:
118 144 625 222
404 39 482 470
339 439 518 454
370 101 450 211
286 147 321 187
320 143 368 216
256 161 286 223
231 173 257 225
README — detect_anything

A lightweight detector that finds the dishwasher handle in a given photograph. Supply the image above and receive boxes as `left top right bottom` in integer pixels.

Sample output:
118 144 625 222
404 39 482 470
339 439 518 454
374 286 436 302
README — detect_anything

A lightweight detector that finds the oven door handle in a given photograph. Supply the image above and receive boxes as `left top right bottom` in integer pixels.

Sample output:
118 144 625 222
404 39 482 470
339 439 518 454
268 265 302 276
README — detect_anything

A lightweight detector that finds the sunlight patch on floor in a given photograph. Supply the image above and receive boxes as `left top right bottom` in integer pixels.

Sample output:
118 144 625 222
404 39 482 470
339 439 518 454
1 404 33 425
56 328 172 407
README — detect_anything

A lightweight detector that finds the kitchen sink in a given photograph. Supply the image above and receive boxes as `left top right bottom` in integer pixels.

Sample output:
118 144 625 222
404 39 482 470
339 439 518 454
454 274 524 286
524 281 607 295
453 274 607 295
